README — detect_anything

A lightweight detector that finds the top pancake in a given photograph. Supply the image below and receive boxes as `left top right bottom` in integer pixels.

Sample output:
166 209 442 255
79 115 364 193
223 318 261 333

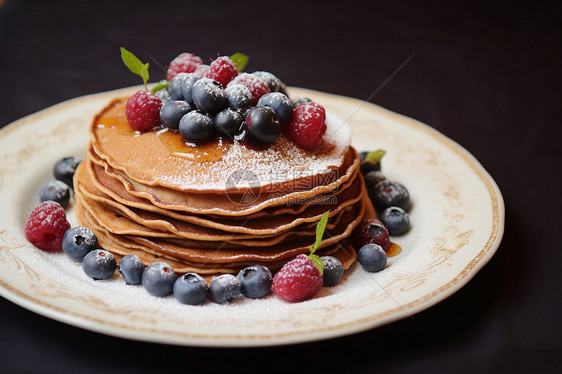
90 99 352 192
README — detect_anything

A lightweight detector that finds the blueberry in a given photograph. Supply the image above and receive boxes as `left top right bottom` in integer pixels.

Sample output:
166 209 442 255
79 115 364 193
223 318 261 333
253 71 281 92
360 150 385 175
209 274 241 304
352 219 391 252
154 80 172 104
119 254 145 285
168 73 199 103
62 226 98 261
245 106 282 145
364 171 386 189
160 100 192 130
173 273 209 305
357 243 387 272
371 180 410 211
214 108 244 140
359 151 369 162
257 92 294 124
53 156 81 187
224 84 253 110
191 78 227 115
82 249 117 280
39 180 71 208
142 262 177 297
321 256 344 287
238 265 272 299
178 111 215 144
380 206 411 235
292 97 312 107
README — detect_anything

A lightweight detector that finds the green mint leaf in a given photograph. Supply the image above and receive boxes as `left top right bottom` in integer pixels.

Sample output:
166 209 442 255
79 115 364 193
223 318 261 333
309 211 330 253
120 47 150 90
365 149 386 163
229 52 249 72
308 253 324 276
151 81 169 94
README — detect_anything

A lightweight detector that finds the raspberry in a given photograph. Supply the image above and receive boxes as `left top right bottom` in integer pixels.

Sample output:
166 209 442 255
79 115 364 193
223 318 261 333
284 102 327 150
352 219 391 252
228 73 270 105
125 90 163 132
272 254 323 302
166 52 203 81
25 201 71 252
205 56 238 87
193 64 210 78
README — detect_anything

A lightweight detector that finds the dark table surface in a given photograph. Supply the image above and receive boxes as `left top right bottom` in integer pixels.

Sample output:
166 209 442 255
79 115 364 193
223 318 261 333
1 0 561 373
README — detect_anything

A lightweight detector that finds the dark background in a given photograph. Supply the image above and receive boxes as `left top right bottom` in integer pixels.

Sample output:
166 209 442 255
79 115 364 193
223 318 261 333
1 0 561 372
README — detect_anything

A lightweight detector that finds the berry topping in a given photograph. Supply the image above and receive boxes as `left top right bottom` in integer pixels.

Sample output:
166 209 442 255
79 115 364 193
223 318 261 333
257 92 294 124
167 73 200 102
179 111 215 144
125 90 163 132
364 170 386 189
360 149 385 175
142 262 177 297
272 254 323 302
245 106 282 145
238 265 273 299
292 97 312 108
160 100 192 130
357 243 387 272
62 226 98 262
205 56 239 87
320 255 344 287
82 249 117 280
119 254 145 285
228 73 270 105
352 219 391 252
39 180 71 208
224 84 253 110
214 108 244 140
174 273 209 305
370 180 410 211
25 201 71 252
193 64 210 78
191 78 227 115
166 52 203 81
380 206 411 235
284 102 327 150
53 156 81 187
253 71 281 92
209 274 241 304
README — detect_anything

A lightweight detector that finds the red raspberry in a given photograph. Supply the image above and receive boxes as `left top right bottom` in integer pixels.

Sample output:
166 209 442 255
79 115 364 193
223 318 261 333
166 52 203 80
193 64 210 78
25 201 71 252
228 73 270 105
352 219 391 252
125 90 163 132
284 102 327 150
205 56 238 87
272 254 323 302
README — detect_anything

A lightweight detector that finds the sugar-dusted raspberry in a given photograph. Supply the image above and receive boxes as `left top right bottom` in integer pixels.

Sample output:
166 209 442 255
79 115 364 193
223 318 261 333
205 56 238 87
272 254 323 302
125 90 163 132
284 102 327 150
166 52 203 81
228 73 270 105
25 201 71 252
193 64 210 78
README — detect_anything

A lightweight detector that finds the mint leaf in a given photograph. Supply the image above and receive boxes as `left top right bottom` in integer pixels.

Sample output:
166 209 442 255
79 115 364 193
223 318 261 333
308 253 324 276
229 52 249 72
365 149 386 163
120 47 150 91
151 81 169 94
309 211 330 253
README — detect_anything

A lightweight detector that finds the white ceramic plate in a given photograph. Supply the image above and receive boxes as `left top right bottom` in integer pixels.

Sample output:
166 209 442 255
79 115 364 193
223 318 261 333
0 87 504 347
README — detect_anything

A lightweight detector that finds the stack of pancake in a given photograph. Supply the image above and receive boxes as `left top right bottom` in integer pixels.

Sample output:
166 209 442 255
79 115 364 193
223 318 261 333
74 98 372 277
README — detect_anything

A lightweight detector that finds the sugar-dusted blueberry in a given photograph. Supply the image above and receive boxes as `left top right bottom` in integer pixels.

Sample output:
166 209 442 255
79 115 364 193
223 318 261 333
209 274 241 304
62 226 98 261
380 206 411 235
364 171 386 189
371 180 410 211
154 80 172 104
142 262 177 297
53 156 81 188
357 243 387 272
82 249 117 280
352 219 391 252
292 97 312 108
253 71 281 92
238 265 273 299
191 78 226 115
257 92 294 124
160 100 192 130
39 180 71 208
119 254 145 285
245 106 282 145
173 273 209 305
224 84 253 110
167 73 199 102
320 256 344 287
178 111 215 144
360 149 385 175
215 108 244 140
